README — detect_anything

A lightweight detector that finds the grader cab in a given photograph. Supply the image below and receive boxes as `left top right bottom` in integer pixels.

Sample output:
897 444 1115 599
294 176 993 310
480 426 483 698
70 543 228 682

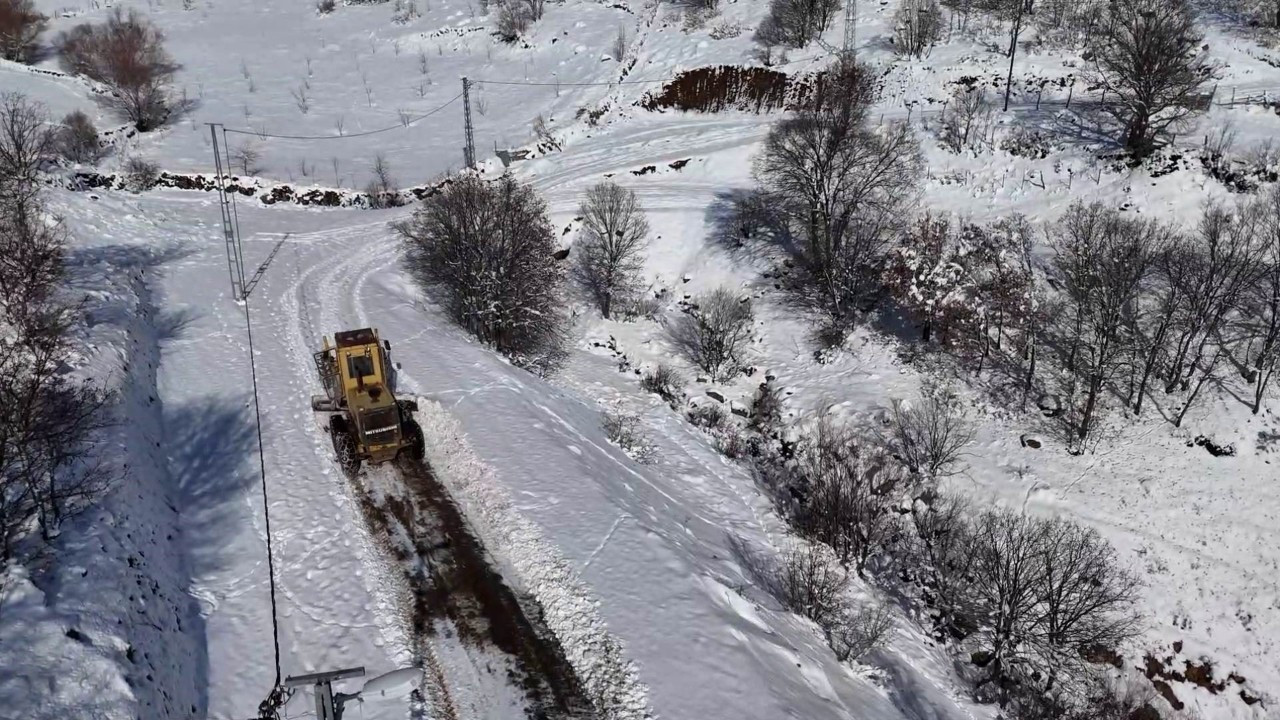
311 328 423 476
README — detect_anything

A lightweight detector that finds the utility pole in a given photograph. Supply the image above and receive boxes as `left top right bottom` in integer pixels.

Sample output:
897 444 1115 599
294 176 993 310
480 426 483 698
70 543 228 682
461 77 476 169
842 0 856 59
209 123 246 301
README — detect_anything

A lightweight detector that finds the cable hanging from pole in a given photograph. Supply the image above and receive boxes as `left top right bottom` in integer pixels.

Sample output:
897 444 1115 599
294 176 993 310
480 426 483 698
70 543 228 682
224 92 463 140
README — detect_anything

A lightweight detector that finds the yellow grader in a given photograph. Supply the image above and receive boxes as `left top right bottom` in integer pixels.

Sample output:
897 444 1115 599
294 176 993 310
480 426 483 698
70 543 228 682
311 328 424 476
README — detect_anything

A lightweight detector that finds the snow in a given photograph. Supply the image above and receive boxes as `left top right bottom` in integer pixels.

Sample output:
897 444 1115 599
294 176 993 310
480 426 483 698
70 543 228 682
4 0 1280 717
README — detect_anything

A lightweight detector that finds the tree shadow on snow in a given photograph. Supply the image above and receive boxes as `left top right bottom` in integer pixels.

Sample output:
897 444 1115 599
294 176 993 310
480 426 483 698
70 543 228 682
163 395 262 716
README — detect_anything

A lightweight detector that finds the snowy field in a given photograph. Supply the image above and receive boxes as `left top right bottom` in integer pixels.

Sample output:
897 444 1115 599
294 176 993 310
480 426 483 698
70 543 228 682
2 0 1280 718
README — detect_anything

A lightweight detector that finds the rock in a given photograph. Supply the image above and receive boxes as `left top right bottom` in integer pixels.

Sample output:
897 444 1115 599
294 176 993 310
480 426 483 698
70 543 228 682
1020 434 1043 449
730 401 749 418
706 390 726 403
553 247 570 261
1036 393 1063 417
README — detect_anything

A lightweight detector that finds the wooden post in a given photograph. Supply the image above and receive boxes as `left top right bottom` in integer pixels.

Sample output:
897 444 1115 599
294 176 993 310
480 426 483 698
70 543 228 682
1066 80 1074 109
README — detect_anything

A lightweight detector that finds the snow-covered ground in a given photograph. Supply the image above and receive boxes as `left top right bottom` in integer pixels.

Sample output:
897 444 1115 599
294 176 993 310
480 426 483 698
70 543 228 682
4 0 1280 717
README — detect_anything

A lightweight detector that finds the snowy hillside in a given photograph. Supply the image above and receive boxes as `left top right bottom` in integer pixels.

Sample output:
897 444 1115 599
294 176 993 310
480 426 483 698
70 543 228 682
2 0 1280 718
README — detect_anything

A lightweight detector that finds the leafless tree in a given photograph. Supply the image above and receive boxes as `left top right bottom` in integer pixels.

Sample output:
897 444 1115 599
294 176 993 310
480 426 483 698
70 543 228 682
1129 227 1191 416
1050 202 1161 444
575 181 649 319
967 509 1141 704
880 384 974 479
57 8 180 131
777 541 849 628
291 84 310 114
792 416 907 574
894 0 943 58
670 287 754 382
497 0 531 40
941 85 992 152
756 62 922 333
522 0 545 21
1026 518 1141 687
749 379 784 435
0 0 46 63
1161 203 1263 421
754 0 841 48
910 493 977 635
1088 0 1212 155
365 153 399 209
827 599 895 662
0 93 55 213
229 142 262 176
396 174 566 370
1249 186 1280 415
56 110 102 164
967 509 1051 704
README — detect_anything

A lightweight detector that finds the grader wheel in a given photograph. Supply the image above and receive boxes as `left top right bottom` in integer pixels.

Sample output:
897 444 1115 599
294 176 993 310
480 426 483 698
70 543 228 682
330 417 362 478
401 417 425 463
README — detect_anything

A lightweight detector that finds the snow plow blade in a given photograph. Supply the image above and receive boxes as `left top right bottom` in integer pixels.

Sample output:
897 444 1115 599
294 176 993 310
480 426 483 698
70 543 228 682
311 395 337 412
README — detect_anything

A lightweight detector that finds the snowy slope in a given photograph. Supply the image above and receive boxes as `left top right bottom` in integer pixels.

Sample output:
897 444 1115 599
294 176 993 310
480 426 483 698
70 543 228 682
6 0 1280 717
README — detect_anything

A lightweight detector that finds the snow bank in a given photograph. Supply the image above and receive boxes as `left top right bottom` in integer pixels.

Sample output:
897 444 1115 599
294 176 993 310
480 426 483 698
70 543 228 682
416 399 653 720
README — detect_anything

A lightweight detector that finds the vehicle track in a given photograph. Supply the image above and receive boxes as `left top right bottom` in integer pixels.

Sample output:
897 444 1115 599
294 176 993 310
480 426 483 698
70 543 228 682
288 228 594 719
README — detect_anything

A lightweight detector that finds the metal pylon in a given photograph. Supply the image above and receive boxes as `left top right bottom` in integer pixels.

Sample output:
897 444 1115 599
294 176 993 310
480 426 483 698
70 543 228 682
461 77 476 169
209 123 246 301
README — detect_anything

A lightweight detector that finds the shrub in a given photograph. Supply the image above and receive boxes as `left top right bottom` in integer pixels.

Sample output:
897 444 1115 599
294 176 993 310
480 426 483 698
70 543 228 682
0 0 46 63
749 380 784 435
57 8 179 131
56 111 101 164
827 600 894 662
123 156 159 191
687 402 727 429
603 409 656 463
365 153 400 208
777 542 848 627
640 364 684 408
316 0 336 13
755 0 840 48
670 288 754 382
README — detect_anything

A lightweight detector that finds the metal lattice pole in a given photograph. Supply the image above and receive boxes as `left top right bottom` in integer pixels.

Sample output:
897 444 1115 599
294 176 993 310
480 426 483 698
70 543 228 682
842 0 856 59
461 77 476 169
208 123 246 301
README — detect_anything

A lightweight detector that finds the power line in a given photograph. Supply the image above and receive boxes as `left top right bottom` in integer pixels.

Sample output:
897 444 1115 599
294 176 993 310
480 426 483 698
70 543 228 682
224 92 463 140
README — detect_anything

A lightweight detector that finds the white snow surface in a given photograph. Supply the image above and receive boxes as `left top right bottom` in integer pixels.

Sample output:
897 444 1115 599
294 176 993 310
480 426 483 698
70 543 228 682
3 0 1280 718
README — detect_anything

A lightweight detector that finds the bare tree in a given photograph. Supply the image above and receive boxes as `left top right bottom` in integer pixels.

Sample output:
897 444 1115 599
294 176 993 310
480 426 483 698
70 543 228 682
575 181 649 319
1162 203 1263 413
497 0 531 40
55 110 102 164
1249 186 1280 415
756 61 922 333
941 85 992 152
1089 0 1212 155
1026 518 1141 688
670 287 754 381
396 174 566 370
967 509 1051 704
0 93 55 213
755 0 841 48
776 541 849 627
229 142 262 176
1050 202 1161 444
910 493 977 635
827 599 895 662
0 0 46 63
57 8 180 131
792 416 907 574
365 153 399 209
967 509 1141 704
880 384 974 479
894 0 943 58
